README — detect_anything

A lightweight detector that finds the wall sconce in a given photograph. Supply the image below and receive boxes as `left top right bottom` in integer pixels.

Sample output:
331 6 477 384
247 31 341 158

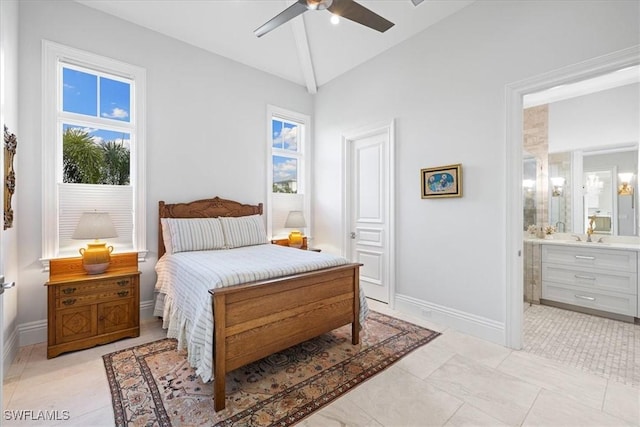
522 179 535 192
284 210 306 248
618 172 634 196
72 211 118 274
550 177 565 197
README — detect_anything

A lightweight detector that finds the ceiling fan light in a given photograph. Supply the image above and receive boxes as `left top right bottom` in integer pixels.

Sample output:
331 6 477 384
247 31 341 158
307 0 333 10
330 14 340 25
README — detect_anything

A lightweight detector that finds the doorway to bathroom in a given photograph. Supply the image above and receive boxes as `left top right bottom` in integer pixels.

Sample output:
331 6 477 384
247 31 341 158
504 46 640 352
506 48 640 386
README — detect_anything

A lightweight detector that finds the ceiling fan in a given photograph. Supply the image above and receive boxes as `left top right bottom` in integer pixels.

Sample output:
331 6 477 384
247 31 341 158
254 0 424 38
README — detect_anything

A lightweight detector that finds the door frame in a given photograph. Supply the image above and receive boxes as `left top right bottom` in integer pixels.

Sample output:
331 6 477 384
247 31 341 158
342 119 396 307
505 46 640 349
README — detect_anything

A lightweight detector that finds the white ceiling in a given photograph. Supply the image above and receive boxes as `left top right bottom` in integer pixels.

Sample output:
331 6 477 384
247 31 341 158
76 0 474 93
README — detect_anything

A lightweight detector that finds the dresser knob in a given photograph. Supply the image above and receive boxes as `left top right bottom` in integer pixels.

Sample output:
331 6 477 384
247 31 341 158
62 298 76 306
117 280 129 287
62 287 76 294
117 290 129 297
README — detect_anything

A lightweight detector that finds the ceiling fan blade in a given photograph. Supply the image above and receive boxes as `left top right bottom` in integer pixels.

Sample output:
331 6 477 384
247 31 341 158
254 0 309 38
411 0 425 5
328 0 394 33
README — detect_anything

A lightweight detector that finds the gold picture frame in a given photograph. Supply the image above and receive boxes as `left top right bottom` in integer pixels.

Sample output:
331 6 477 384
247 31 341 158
4 125 16 229
421 163 462 199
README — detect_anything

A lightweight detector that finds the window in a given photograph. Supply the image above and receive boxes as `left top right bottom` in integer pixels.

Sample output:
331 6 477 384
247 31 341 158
267 106 310 239
42 41 147 264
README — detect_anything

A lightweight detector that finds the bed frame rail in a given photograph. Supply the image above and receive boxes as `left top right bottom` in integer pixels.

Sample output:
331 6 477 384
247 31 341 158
209 263 361 411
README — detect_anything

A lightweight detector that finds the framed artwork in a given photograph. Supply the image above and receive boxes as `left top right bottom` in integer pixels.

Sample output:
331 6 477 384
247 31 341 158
421 163 462 199
4 125 16 229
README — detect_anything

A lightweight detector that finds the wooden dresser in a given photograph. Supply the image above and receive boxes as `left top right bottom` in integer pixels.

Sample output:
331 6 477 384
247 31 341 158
45 252 140 358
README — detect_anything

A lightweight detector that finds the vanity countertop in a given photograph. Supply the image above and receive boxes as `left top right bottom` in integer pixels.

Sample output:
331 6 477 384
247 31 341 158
525 235 640 251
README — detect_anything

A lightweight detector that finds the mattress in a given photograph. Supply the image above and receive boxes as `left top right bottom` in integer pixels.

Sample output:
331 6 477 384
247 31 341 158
153 243 369 382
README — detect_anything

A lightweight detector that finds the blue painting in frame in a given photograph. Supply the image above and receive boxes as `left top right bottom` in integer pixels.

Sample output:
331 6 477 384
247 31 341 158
421 164 462 199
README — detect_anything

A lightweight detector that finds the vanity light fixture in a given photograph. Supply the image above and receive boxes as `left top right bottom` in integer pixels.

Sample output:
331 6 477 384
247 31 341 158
550 177 565 197
522 179 535 192
618 172 634 196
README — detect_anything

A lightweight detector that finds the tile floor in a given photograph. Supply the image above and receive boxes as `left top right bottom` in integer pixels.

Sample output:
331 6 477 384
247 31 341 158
3 301 639 426
523 303 639 387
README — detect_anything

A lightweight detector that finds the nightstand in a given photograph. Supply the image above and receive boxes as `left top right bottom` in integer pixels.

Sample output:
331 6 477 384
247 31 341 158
271 237 308 250
45 252 140 358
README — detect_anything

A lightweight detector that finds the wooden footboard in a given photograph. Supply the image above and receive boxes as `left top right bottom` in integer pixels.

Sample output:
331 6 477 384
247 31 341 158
208 263 361 412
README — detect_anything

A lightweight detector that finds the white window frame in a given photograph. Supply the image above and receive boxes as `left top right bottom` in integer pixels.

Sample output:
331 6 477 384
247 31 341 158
266 105 311 240
42 40 147 268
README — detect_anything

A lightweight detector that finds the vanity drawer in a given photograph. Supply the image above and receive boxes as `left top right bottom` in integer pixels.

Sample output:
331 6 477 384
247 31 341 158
542 282 637 317
542 245 637 273
541 264 637 295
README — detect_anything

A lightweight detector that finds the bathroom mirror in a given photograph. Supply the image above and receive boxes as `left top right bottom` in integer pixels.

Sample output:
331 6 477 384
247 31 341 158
523 66 639 237
545 146 638 236
584 169 613 234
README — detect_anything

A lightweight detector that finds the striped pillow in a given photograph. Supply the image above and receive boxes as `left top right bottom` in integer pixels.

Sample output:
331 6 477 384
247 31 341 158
162 218 226 253
219 214 268 248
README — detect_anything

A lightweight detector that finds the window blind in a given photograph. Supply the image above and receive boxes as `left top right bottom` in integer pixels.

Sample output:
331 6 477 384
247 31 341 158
58 183 134 256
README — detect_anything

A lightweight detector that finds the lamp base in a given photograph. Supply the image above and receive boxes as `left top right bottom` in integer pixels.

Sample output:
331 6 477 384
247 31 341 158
79 242 114 275
288 231 304 249
83 262 110 275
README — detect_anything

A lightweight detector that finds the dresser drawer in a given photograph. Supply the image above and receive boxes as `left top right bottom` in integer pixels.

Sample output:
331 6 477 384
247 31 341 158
56 288 133 309
54 277 134 297
542 282 637 316
542 245 637 273
542 264 637 295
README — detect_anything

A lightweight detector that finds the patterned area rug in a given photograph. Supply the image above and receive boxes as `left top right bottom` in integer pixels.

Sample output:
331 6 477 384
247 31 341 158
103 311 440 426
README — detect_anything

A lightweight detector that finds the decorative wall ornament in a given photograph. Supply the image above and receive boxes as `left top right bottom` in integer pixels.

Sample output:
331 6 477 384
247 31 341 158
4 125 16 229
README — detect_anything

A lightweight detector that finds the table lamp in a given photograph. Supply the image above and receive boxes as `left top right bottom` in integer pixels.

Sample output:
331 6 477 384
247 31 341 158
72 211 118 274
284 210 306 248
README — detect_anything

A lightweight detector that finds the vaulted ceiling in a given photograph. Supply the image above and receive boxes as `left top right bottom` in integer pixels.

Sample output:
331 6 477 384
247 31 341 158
76 0 475 93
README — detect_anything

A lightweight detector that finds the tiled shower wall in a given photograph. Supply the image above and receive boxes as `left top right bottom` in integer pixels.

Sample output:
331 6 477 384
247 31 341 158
523 105 549 229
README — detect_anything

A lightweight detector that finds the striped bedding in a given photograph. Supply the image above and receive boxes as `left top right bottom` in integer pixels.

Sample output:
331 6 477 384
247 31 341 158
153 243 369 382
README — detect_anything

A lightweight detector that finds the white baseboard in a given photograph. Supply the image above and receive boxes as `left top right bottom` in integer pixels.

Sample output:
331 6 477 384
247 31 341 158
394 294 506 346
18 319 47 347
140 299 155 319
17 299 157 347
3 327 18 375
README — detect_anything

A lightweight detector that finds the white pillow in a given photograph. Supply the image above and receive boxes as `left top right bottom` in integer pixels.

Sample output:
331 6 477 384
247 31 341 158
160 218 173 255
219 214 268 248
161 217 226 253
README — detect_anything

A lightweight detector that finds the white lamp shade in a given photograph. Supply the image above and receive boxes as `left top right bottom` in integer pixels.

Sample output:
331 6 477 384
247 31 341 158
619 172 634 183
284 211 306 228
72 212 118 240
522 179 535 189
550 177 565 186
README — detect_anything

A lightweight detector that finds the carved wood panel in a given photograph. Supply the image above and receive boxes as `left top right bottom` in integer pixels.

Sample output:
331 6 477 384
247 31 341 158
4 125 16 230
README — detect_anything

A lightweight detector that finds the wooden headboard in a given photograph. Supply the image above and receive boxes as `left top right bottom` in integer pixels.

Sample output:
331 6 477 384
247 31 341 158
158 196 263 258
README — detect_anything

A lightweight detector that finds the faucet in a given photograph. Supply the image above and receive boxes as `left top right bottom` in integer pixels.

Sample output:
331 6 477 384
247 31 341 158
555 221 565 233
571 234 582 242
586 215 596 242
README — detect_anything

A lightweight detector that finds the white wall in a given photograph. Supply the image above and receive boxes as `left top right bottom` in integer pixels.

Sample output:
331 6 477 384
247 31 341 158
16 0 313 345
314 0 640 342
1 0 20 372
549 83 639 153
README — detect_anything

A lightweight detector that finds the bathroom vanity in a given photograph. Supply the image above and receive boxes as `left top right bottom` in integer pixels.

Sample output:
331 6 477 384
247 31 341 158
525 238 639 322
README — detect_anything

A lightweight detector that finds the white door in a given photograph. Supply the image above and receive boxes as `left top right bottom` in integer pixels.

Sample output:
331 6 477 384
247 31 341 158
345 122 394 304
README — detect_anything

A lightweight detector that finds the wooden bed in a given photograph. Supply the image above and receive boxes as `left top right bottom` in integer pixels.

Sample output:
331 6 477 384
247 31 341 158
158 196 361 411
